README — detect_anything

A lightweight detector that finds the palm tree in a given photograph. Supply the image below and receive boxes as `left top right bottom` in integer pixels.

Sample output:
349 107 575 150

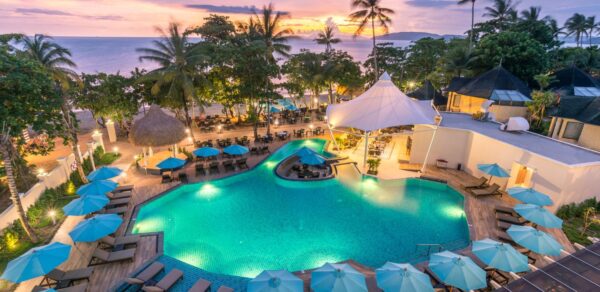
565 13 588 47
314 25 341 53
20 35 89 185
546 18 564 41
137 23 207 141
483 0 518 31
349 0 395 79
457 0 477 51
520 6 541 22
586 16 598 47
253 3 295 62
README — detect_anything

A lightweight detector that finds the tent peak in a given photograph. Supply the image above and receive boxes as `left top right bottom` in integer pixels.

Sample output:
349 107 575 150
379 72 392 81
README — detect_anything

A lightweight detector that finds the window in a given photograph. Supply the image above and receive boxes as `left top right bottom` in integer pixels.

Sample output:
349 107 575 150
562 121 584 140
452 94 461 108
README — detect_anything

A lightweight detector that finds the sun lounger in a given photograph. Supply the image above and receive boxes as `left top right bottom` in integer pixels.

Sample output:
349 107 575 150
470 183 501 197
108 191 132 200
216 286 234 292
41 267 94 288
459 251 509 286
209 162 220 174
495 205 518 216
100 234 141 249
33 283 88 292
178 172 189 183
496 213 527 224
106 197 130 208
114 185 134 193
462 177 488 189
161 173 172 183
195 163 206 176
142 269 183 292
188 279 212 292
89 247 136 265
99 206 127 215
125 262 164 286
222 160 235 172
236 158 249 169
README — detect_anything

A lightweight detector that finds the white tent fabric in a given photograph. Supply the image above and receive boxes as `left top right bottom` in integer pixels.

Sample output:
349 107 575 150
326 72 436 132
503 117 530 131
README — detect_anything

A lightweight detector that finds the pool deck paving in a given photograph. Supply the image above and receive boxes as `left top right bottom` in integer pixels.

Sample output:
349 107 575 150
14 123 576 292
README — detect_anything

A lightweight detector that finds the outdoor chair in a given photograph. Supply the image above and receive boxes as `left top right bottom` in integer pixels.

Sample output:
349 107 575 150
188 278 212 292
125 262 164 286
161 173 172 184
236 158 249 169
222 160 235 172
260 145 270 154
250 147 259 155
108 191 132 200
40 267 94 288
89 247 136 265
106 197 130 208
100 234 141 249
195 163 206 176
142 268 183 292
99 206 127 215
469 183 501 197
33 284 88 292
496 212 527 225
113 185 134 193
209 162 220 174
178 172 189 183
216 286 234 292
463 177 489 189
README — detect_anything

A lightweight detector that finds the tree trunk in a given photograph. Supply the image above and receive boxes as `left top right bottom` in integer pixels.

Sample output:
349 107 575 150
371 16 378 81
181 94 196 142
0 138 39 243
469 1 475 52
328 82 334 104
60 103 88 184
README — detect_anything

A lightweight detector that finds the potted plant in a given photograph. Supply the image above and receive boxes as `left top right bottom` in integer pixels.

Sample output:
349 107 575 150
366 158 381 175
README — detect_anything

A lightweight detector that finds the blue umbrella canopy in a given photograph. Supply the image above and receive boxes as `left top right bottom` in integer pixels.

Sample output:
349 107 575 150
193 147 220 158
514 204 563 228
76 180 118 197
507 225 563 256
248 270 303 292
477 163 510 178
472 238 529 273
429 251 486 291
224 145 249 155
508 187 553 206
295 147 316 158
270 106 282 113
157 157 186 170
300 152 326 166
311 263 367 292
375 262 434 292
1 242 71 283
69 214 123 242
63 195 109 216
86 166 122 181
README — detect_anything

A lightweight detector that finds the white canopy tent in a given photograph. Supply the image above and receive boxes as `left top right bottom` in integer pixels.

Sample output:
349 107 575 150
326 72 439 170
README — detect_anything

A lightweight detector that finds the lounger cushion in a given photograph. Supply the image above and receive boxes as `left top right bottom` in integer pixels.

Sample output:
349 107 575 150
188 279 211 292
125 277 145 284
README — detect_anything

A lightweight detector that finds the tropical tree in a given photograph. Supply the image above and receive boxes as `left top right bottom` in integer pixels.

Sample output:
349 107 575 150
565 13 589 47
586 16 598 47
314 25 341 53
18 34 89 184
457 0 477 51
252 3 295 62
136 22 208 142
349 0 395 80
520 6 542 22
1 50 65 242
364 42 407 85
483 0 518 31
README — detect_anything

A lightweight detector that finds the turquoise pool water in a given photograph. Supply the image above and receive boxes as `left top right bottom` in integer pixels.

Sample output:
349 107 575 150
132 139 469 277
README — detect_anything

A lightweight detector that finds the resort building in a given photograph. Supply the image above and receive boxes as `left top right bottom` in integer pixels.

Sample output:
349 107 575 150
548 66 600 152
407 80 447 109
446 66 532 122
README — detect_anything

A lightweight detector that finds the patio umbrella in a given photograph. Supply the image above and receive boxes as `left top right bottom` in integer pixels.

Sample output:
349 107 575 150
193 147 220 158
507 187 553 206
311 263 367 292
477 163 510 182
428 251 486 291
295 147 316 157
224 145 249 156
62 194 109 216
248 270 303 292
514 204 563 228
507 225 563 256
472 238 529 273
87 166 122 181
76 180 118 197
270 106 281 113
69 214 123 243
157 157 186 170
300 152 326 166
0 242 71 283
375 262 433 292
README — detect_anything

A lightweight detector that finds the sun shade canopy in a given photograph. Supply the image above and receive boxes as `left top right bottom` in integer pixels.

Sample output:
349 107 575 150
326 72 436 132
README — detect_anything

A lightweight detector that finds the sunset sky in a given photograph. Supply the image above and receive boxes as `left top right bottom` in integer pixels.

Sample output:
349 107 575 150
1 0 598 37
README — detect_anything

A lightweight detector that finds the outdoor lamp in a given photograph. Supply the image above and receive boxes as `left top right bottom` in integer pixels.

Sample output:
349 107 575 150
48 209 57 225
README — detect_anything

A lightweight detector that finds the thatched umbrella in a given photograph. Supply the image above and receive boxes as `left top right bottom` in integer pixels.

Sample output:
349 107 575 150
129 105 187 150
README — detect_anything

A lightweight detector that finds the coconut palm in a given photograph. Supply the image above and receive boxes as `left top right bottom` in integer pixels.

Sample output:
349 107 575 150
137 23 207 141
586 16 598 47
457 0 477 51
253 3 295 62
349 0 395 79
19 34 89 184
520 6 542 22
483 0 518 31
314 25 341 53
546 18 564 41
565 13 589 47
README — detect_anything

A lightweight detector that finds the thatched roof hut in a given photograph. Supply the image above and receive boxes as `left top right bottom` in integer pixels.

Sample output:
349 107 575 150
129 105 186 147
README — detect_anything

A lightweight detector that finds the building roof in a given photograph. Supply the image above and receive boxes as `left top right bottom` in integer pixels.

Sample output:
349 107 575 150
456 66 531 99
550 66 600 93
129 105 187 147
440 113 600 165
554 96 600 126
408 80 448 106
446 77 473 92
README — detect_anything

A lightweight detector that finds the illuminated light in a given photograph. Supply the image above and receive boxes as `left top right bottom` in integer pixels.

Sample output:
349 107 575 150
264 161 277 169
106 119 114 125
113 146 119 153
443 206 465 219
309 124 314 129
198 183 220 198
134 217 167 233
48 209 57 225
313 97 319 103
134 155 139 160
37 168 46 175
187 137 193 142
93 130 100 135
185 128 190 134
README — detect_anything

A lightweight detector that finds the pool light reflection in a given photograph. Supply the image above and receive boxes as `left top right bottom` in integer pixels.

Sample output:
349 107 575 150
198 183 220 198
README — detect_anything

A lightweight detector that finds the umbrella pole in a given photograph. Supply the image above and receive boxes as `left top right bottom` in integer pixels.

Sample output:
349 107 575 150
327 125 339 151
363 131 370 171
420 125 438 173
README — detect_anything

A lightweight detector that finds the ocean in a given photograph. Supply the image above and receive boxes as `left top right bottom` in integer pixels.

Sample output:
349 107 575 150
52 37 412 74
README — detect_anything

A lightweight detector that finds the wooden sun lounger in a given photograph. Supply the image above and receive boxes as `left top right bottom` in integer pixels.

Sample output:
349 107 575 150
470 183 501 197
89 247 136 266
142 269 183 292
33 283 88 292
125 262 164 286
188 279 212 292
100 206 127 215
462 177 488 189
108 191 132 200
41 267 94 287
106 197 130 208
113 185 134 193
496 213 527 225
100 234 141 249
216 286 234 292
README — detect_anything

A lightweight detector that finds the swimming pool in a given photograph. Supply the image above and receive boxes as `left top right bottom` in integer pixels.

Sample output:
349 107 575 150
132 139 470 278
